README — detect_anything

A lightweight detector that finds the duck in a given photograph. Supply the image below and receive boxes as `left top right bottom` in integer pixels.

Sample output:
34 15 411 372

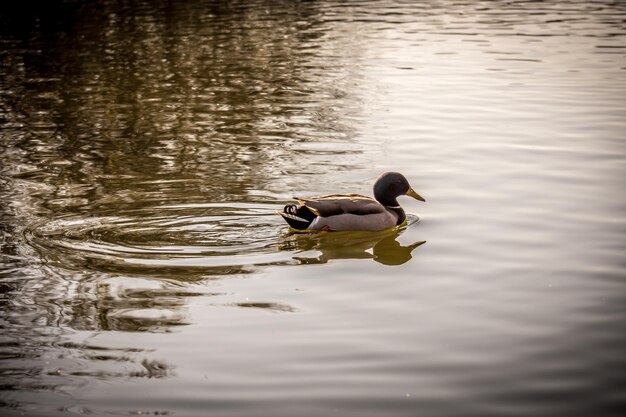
279 172 425 232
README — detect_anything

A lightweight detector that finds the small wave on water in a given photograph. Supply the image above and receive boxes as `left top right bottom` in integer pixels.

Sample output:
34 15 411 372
24 202 292 277
24 204 425 277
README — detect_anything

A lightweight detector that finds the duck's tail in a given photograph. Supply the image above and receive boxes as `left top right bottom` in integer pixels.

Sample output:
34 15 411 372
279 204 317 230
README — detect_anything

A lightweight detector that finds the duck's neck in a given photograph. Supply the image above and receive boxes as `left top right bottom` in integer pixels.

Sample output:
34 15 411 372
384 204 406 226
374 194 405 225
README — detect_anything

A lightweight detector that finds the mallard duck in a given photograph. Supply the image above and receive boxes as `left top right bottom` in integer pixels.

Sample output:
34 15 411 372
279 172 425 232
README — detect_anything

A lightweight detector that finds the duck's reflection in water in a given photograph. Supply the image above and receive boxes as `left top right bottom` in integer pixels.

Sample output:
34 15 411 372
280 229 425 266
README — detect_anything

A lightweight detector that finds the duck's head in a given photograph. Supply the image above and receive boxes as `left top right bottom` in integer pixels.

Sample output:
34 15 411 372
373 172 425 206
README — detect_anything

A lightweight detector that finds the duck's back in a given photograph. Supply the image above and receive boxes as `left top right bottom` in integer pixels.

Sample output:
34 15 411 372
298 194 398 231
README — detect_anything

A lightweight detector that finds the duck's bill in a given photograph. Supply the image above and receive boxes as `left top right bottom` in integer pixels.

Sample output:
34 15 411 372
406 187 425 202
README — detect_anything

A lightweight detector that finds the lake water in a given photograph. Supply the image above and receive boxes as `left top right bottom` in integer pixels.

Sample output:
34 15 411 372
1 1 625 416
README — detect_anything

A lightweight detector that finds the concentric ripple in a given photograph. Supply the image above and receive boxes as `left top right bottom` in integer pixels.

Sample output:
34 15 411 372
24 202 295 275
25 207 424 274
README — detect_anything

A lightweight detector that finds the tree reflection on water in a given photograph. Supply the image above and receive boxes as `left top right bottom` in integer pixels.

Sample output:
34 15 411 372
0 0 399 411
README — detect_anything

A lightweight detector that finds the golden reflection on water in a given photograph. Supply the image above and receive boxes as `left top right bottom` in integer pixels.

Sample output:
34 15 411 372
1 1 625 416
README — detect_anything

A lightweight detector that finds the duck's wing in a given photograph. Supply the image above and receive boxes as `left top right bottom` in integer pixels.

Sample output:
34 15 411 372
295 194 385 217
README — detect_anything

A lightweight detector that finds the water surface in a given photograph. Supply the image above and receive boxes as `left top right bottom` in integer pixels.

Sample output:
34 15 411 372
1 1 625 416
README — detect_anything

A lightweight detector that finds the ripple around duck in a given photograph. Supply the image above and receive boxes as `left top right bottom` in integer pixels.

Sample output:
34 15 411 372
24 202 296 276
24 207 425 275
280 214 424 266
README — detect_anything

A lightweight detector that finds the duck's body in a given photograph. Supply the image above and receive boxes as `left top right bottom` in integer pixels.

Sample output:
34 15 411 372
279 172 424 232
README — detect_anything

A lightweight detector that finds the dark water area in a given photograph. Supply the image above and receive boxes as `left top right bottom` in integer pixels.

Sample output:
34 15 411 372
1 1 625 416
